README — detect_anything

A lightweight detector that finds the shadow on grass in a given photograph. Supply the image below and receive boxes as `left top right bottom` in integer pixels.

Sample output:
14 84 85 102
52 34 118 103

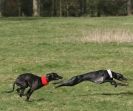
37 98 46 101
78 91 133 97
101 91 133 96
25 98 46 103
32 98 46 102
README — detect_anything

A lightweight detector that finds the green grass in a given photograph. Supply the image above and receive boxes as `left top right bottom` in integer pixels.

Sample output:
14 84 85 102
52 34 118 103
0 17 133 111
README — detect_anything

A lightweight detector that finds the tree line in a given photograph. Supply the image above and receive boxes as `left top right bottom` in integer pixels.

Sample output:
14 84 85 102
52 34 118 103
0 0 132 17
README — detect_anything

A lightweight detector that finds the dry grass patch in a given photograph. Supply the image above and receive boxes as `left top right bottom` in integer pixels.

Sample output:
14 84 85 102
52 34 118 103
80 28 133 43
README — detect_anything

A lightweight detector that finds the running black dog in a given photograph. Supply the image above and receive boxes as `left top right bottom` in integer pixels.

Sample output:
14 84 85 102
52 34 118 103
6 72 63 101
54 70 128 88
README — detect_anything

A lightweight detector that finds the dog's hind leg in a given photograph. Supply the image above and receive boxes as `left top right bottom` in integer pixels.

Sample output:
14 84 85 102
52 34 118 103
55 76 81 88
16 88 21 94
16 86 27 97
16 80 28 97
19 88 26 97
16 87 26 97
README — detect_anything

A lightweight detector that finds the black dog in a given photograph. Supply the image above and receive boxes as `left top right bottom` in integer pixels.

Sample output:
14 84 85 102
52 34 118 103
54 70 128 88
6 72 63 101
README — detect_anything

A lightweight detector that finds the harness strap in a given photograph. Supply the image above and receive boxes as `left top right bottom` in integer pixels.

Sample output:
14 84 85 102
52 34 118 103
107 69 113 78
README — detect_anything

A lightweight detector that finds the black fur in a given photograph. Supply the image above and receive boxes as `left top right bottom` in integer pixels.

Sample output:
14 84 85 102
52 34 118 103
55 70 128 88
6 72 63 101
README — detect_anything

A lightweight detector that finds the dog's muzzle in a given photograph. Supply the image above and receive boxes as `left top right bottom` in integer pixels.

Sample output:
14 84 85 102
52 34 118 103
56 76 63 80
121 77 127 81
119 77 128 84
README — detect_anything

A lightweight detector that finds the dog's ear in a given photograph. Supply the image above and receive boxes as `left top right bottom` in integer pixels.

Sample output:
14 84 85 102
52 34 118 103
46 72 56 78
46 73 52 78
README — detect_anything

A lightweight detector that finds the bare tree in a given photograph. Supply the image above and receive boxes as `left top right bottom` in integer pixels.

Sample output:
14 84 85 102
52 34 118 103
51 0 54 16
59 0 62 16
80 0 87 15
0 0 3 16
127 0 132 15
17 0 21 16
0 5 1 16
33 0 40 16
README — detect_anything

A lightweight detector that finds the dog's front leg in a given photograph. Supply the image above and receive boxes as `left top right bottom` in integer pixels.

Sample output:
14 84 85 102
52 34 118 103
19 88 26 97
26 89 33 101
110 80 117 87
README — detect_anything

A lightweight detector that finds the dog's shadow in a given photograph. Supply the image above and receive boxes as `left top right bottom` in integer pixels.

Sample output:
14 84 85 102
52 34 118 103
26 91 133 102
101 91 133 96
78 91 133 97
30 98 46 102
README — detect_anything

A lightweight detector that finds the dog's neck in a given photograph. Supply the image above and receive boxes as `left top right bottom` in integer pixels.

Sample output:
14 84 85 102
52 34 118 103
112 72 119 79
41 75 49 86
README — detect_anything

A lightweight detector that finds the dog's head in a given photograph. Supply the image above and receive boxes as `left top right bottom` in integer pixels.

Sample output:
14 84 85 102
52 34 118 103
115 73 127 81
46 72 63 81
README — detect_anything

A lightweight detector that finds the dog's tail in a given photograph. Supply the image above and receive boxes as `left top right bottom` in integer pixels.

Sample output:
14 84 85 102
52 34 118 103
5 82 16 93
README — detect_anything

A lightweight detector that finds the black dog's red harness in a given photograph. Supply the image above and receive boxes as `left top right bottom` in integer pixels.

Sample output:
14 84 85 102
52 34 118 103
41 75 49 86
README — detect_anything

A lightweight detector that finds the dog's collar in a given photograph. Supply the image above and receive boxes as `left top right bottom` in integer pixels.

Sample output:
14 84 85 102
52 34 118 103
41 75 49 86
107 69 113 78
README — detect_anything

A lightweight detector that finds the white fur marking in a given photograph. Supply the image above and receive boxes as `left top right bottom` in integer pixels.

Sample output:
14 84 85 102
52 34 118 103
95 77 104 84
107 69 113 78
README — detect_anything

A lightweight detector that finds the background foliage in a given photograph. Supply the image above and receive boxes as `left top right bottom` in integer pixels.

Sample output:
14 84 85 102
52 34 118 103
0 0 133 17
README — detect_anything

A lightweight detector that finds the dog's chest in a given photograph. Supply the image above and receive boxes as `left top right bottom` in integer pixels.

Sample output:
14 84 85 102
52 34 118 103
94 77 104 84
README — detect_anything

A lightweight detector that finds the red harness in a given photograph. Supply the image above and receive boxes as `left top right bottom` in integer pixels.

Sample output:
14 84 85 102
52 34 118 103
41 75 49 86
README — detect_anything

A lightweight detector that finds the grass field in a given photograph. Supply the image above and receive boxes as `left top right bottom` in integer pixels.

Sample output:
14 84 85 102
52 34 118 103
0 16 133 111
